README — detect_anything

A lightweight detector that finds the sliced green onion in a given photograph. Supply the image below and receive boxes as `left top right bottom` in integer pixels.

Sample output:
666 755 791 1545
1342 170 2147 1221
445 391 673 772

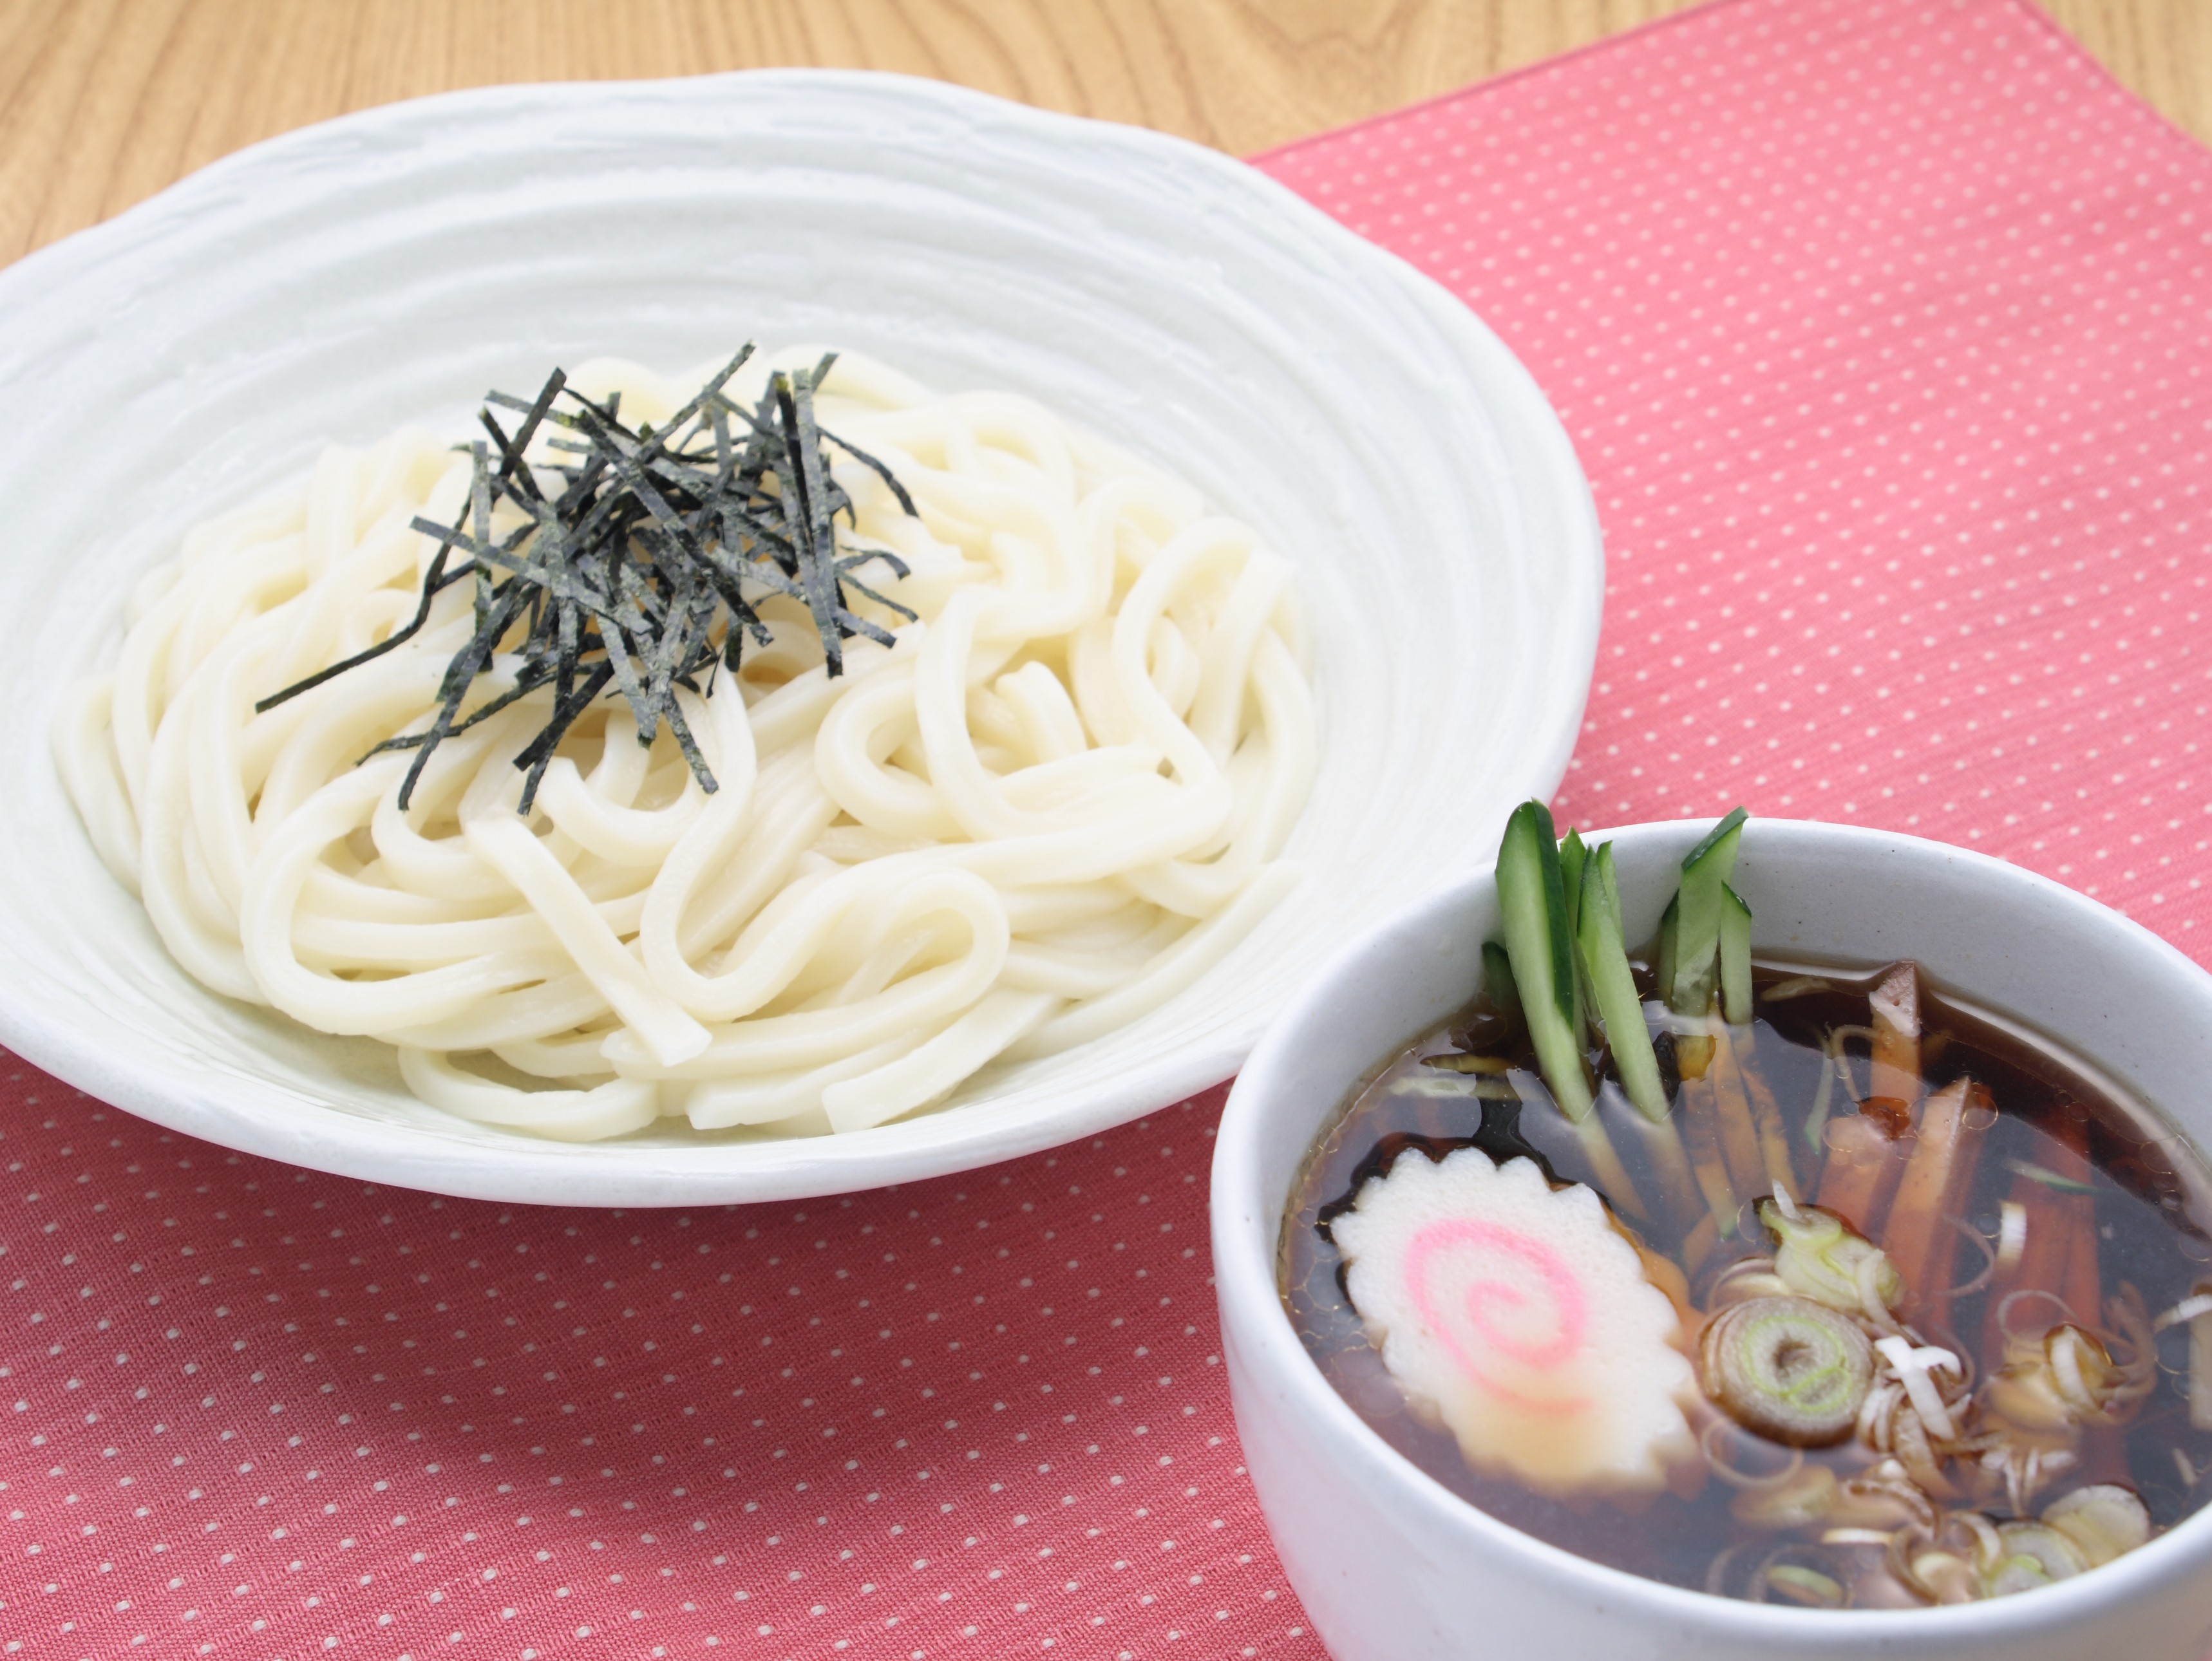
1989 1523 2088 1588
1422 1053 1511 1074
1762 975 1834 1002
1701 1295 1874 1447
1388 1074 1520 1101
1730 1465 1840 1529
1873 1334 1961 1442
2041 1485 2151 1568
1802 1044 1839 1154
1763 1564 1847 1609
2154 1293 2212 1333
1758 1198 1903 1315
2003 1156 2097 1196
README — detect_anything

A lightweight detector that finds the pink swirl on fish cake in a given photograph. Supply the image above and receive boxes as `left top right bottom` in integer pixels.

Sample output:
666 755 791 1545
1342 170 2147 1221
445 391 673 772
1404 1219 1591 1416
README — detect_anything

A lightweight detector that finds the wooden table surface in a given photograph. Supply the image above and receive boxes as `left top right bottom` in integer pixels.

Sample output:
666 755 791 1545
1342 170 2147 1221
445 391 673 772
2 0 2207 271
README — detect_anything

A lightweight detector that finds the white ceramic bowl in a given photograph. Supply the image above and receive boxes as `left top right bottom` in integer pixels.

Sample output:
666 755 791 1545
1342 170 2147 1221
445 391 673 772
1213 818 2212 1660
0 71 1601 1205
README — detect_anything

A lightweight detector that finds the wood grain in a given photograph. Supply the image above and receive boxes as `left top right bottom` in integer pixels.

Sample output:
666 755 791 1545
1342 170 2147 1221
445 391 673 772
1 0 2206 268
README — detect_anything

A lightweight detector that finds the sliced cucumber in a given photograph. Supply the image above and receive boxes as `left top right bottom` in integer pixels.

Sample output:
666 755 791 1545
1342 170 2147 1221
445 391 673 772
1719 881 1754 1026
1668 807 1747 1015
1558 827 1590 1040
1495 800 1594 1121
1681 805 1752 872
1578 843 1669 1121
1560 829 1588 946
1481 939 1522 1028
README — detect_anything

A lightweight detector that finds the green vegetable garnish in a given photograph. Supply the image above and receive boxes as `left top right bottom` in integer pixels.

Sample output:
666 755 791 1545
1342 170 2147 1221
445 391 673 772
1495 800 1593 1120
2002 1156 2098 1196
1488 805 1761 1131
1701 1295 1874 1447
1422 1053 1512 1074
1668 805 1747 1016
1559 827 1591 1038
1719 881 1754 1026
1762 1564 1849 1609
1576 843 1668 1122
1757 1197 1902 1315
1559 828 1589 946
1481 940 1523 1028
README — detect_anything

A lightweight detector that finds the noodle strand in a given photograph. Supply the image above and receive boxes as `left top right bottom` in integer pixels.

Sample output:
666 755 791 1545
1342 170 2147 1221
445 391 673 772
56 351 1317 1139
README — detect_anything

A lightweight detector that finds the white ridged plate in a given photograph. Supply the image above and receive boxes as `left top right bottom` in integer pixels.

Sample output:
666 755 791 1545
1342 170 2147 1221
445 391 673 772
0 71 1601 1205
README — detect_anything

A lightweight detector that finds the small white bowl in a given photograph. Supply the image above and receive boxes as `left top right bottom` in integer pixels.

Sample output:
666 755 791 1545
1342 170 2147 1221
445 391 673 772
0 71 1602 1205
1212 818 2212 1660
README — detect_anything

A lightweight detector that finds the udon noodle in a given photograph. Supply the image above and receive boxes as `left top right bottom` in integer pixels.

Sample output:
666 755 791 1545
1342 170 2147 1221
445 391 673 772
54 350 1315 1141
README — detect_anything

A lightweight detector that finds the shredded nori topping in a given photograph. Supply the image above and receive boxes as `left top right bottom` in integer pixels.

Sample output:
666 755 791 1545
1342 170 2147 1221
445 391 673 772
255 346 918 813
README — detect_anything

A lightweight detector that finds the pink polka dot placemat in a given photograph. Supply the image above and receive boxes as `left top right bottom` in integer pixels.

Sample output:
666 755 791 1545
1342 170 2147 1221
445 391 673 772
5 0 2209 1656
1263 0 2211 937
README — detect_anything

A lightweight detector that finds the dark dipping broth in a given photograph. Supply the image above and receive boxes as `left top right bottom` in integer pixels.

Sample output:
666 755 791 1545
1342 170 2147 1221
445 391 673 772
1281 957 2212 1608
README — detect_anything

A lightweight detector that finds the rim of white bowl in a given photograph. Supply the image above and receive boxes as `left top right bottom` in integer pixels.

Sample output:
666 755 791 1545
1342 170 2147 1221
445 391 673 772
1213 817 2212 1638
0 68 1603 1205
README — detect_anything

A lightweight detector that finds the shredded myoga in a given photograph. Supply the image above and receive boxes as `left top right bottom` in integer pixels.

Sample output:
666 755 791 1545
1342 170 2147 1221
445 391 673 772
53 347 1316 1141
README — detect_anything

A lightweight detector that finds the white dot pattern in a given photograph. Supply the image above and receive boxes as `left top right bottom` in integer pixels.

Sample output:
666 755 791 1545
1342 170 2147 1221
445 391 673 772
0 1081 1307 1656
10 0 2211 1654
1264 0 2212 947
